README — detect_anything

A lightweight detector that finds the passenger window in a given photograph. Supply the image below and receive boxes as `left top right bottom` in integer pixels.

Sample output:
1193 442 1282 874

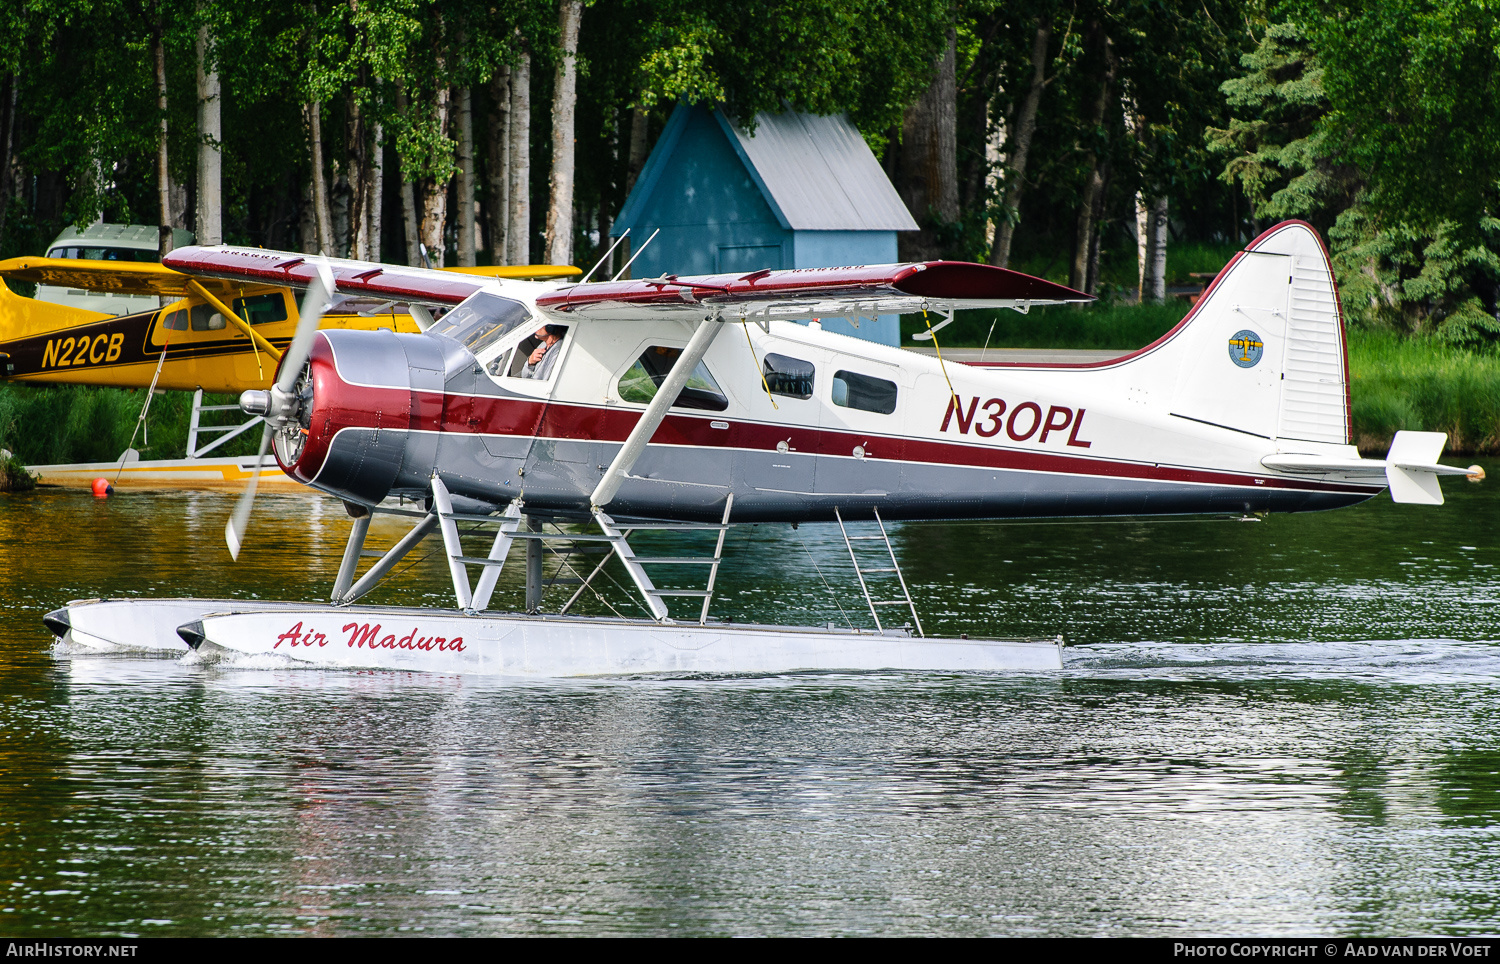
163 309 189 331
832 370 897 415
763 353 814 399
190 304 226 331
234 293 288 326
618 346 729 412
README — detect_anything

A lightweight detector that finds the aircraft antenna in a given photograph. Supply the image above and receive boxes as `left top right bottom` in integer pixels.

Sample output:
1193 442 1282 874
610 228 659 282
577 228 629 284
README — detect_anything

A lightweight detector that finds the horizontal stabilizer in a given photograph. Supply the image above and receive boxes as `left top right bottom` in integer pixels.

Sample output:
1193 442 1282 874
1262 431 1482 505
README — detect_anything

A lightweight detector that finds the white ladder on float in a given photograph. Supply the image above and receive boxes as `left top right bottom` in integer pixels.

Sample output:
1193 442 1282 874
834 506 924 637
592 494 733 624
184 388 266 459
418 478 733 623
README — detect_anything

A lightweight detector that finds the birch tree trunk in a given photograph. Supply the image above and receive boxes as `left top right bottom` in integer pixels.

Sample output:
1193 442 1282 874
1069 26 1116 293
417 85 451 268
455 85 475 266
0 71 15 242
1145 195 1168 303
626 105 648 193
487 67 511 266
989 16 1050 269
194 14 222 244
1135 192 1149 301
308 100 334 255
897 24 958 262
396 89 420 266
617 104 650 274
543 0 583 266
508 51 531 266
345 87 365 258
154 28 173 259
363 116 383 262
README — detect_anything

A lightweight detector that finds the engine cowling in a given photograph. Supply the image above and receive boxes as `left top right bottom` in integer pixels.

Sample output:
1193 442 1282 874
275 328 459 506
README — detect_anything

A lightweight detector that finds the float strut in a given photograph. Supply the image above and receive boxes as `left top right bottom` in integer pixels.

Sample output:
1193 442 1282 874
331 514 372 603
524 515 544 612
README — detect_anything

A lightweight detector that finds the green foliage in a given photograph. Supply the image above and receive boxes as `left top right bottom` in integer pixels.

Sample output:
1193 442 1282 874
1206 21 1355 228
1299 0 1500 244
0 451 34 492
628 0 950 134
1332 209 1500 335
0 385 254 467
1212 10 1500 338
1347 327 1500 453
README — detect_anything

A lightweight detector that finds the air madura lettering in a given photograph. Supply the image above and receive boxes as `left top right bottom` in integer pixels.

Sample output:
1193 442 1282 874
273 621 466 652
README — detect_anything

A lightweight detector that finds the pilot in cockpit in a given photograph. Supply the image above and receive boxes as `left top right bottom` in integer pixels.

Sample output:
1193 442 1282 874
520 324 569 379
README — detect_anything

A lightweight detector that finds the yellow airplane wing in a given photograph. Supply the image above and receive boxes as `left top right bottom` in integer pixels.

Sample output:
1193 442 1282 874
440 264 581 280
0 257 272 300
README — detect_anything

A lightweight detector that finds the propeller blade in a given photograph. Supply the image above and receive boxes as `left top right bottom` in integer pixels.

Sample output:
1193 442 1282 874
225 422 274 561
276 260 336 394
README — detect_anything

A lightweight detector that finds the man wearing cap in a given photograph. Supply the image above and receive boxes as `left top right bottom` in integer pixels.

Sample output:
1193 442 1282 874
521 324 569 379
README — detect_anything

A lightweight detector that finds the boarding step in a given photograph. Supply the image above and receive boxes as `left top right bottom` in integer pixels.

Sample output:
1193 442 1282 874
593 496 735 625
834 506 924 638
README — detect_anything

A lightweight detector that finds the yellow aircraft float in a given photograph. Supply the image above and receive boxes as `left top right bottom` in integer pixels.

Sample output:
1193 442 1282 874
0 253 578 489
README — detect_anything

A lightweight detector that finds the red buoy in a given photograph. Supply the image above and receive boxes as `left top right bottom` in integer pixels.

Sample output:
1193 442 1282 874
91 478 113 498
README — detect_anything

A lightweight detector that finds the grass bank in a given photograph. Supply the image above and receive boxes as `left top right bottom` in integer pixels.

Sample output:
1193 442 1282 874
1347 329 1500 455
0 384 256 467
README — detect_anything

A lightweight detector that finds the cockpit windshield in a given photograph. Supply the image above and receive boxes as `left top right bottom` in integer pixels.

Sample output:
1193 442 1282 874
427 292 534 355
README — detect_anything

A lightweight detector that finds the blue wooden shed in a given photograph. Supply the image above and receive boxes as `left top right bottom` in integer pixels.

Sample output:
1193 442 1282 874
612 103 918 346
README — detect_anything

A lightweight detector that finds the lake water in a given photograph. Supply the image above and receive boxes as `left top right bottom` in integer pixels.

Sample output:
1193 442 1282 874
1 471 1498 937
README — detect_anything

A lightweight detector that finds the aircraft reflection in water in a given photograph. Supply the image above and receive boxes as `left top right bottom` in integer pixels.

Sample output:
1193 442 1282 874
42 221 1483 676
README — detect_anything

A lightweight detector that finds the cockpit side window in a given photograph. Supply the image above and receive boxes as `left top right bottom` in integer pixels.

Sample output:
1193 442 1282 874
762 353 815 399
428 292 533 356
832 370 897 414
190 304 226 331
618 346 729 412
504 324 570 380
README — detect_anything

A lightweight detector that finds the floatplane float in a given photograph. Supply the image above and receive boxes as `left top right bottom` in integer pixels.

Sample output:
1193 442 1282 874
44 221 1480 676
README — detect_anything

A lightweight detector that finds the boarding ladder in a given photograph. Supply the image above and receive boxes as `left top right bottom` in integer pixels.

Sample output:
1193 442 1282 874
834 507 924 637
184 388 266 459
397 479 733 623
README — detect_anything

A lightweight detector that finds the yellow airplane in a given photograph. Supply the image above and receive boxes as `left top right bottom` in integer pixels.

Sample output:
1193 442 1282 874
0 256 579 394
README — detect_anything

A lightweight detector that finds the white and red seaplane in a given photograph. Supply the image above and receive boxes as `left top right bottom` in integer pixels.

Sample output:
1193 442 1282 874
45 220 1480 674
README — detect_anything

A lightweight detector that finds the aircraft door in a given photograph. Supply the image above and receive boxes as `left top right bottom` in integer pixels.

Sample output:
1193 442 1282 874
815 357 906 501
739 348 819 497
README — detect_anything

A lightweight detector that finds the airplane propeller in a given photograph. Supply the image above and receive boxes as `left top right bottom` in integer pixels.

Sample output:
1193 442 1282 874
224 260 337 560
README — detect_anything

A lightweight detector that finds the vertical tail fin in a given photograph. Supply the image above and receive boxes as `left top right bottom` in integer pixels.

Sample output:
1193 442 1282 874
1122 221 1350 445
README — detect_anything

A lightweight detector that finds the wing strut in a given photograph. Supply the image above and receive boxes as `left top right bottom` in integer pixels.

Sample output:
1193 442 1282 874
590 314 723 510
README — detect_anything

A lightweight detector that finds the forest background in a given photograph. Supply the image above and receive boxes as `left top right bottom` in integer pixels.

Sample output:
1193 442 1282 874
1 0 1499 475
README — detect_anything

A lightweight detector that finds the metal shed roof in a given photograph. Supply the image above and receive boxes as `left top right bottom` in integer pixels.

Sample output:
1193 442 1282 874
717 110 918 232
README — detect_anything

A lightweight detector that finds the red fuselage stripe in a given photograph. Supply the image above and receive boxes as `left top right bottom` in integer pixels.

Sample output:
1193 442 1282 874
303 372 1378 495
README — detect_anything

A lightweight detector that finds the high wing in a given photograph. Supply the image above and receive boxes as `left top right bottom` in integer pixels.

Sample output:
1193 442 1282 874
0 256 272 299
161 246 578 306
535 262 1091 321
